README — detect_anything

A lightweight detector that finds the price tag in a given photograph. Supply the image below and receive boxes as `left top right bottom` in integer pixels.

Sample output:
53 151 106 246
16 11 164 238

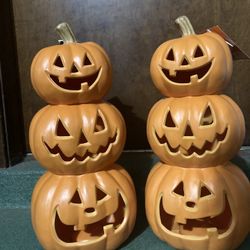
206 25 250 60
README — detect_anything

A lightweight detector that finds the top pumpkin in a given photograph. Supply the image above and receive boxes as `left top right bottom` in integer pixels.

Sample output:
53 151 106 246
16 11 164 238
150 16 232 97
31 23 111 104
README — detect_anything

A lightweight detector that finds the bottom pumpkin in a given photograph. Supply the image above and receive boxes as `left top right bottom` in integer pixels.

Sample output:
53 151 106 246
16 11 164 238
31 164 136 250
145 162 250 250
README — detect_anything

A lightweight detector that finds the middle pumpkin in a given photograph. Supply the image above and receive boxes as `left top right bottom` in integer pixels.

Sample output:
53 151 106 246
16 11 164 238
29 102 126 175
147 95 245 167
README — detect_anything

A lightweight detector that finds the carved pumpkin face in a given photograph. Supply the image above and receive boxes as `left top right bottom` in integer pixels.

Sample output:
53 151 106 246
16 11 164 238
32 165 136 250
146 163 250 250
31 41 111 104
29 103 125 174
150 17 232 97
147 95 245 167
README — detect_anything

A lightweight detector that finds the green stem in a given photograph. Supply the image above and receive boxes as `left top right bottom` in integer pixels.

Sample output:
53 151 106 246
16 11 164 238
175 16 195 36
56 22 77 44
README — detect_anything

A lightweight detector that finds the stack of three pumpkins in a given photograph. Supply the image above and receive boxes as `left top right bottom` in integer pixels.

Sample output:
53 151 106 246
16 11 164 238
29 23 136 250
146 16 250 250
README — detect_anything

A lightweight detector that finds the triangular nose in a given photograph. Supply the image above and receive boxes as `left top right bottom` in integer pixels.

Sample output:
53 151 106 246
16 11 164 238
184 124 193 137
181 57 189 65
71 63 78 73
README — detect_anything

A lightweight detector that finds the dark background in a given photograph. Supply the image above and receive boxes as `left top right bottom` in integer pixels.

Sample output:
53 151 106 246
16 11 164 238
1 0 250 167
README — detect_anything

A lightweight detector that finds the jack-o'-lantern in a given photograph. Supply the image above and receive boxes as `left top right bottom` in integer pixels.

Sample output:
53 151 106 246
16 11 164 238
29 103 125 174
145 162 250 250
150 16 232 97
31 23 111 104
32 164 136 250
147 95 245 167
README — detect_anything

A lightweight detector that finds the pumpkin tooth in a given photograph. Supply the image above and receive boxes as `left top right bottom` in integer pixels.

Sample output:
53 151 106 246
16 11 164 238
106 214 115 224
207 227 218 237
81 83 89 91
190 74 198 83
169 69 176 76
172 219 181 233
74 224 85 231
175 216 187 225
179 147 189 155
103 224 115 235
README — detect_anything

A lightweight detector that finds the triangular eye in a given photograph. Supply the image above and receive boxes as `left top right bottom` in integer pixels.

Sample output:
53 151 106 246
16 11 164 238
70 190 82 204
166 49 175 61
173 182 184 196
56 119 70 136
79 131 88 144
83 54 92 66
96 186 107 201
54 55 64 67
165 111 176 128
200 184 212 197
71 63 78 73
94 111 105 132
194 45 204 58
200 105 213 126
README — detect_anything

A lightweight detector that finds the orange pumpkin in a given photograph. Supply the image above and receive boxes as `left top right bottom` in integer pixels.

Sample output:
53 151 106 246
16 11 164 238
147 95 245 167
29 103 125 175
150 16 232 97
31 23 111 104
145 162 250 250
32 165 136 250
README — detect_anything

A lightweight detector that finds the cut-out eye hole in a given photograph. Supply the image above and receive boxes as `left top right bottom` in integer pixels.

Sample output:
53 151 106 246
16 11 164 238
54 55 64 67
200 184 212 197
70 190 82 204
194 45 204 58
96 186 108 201
83 54 92 66
94 111 105 132
165 111 176 128
200 105 213 126
173 182 184 196
71 63 78 73
181 57 189 65
166 49 175 61
79 131 88 144
56 119 70 136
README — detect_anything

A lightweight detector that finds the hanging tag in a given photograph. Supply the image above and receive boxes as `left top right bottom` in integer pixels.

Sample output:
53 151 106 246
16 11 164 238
206 25 250 60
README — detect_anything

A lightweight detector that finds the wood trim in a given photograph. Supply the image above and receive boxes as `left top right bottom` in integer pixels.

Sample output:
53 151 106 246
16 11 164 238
0 0 25 167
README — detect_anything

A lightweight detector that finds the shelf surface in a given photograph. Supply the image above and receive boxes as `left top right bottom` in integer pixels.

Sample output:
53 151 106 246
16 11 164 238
0 151 249 249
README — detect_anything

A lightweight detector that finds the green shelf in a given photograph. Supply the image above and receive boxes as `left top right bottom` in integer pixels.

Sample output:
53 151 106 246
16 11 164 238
0 151 249 249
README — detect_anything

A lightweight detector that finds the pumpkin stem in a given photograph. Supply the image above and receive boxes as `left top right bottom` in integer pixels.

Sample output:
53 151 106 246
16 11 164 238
175 16 195 36
56 22 77 44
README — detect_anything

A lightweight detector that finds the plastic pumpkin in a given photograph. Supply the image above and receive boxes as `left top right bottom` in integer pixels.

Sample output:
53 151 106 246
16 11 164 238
150 16 232 97
32 165 136 250
145 162 250 250
29 103 125 175
147 95 245 167
31 23 111 104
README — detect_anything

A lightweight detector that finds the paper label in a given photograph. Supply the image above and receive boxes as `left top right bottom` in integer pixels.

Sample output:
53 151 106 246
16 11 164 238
206 25 250 60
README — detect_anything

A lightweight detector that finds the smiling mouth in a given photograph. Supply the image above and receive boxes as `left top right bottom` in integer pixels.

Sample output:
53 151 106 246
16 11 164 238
159 195 232 237
161 61 212 84
49 68 101 91
155 127 228 156
55 193 125 243
43 132 117 162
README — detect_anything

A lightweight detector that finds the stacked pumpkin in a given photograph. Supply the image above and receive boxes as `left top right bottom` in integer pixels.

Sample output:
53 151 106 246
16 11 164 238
29 23 136 250
146 16 250 250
